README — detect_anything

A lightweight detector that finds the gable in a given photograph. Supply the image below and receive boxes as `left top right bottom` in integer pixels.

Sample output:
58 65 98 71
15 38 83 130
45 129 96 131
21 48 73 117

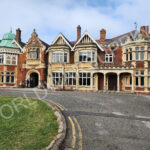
73 32 104 51
55 37 67 45
51 33 72 50
79 34 93 44
27 38 41 47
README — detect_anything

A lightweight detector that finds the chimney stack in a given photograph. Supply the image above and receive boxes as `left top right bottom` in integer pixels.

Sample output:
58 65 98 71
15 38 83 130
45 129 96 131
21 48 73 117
16 28 21 43
77 25 81 41
140 26 149 38
100 29 106 42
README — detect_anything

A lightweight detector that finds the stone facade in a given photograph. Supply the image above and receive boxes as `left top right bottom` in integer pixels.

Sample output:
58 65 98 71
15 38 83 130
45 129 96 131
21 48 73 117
0 26 150 94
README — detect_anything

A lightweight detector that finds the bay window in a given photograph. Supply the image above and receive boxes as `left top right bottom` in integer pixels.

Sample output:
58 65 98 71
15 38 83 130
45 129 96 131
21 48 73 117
79 51 95 62
79 72 91 86
52 52 67 63
135 47 144 61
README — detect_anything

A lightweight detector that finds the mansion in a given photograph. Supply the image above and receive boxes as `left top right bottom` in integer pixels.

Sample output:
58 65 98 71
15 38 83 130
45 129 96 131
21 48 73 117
0 25 150 94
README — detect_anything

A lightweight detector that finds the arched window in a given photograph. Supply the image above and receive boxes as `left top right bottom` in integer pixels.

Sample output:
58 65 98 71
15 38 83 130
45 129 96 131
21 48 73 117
6 72 10 83
12 57 16 65
6 56 11 64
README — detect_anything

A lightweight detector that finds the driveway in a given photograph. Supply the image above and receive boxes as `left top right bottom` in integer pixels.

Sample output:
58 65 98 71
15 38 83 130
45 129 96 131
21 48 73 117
0 88 150 150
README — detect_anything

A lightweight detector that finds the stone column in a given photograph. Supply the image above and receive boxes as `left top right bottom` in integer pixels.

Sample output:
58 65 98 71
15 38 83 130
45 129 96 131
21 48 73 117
104 73 106 92
91 73 93 90
117 73 120 92
132 73 134 92
76 66 79 90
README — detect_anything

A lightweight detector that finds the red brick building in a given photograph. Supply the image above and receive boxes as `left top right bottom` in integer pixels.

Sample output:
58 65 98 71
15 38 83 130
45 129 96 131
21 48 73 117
0 26 150 94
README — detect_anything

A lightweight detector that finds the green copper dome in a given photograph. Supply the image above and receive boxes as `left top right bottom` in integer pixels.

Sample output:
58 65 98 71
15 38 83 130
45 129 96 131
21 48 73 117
0 30 19 48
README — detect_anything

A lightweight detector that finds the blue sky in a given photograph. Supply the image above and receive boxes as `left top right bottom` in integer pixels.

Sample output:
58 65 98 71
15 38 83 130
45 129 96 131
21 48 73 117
0 0 150 44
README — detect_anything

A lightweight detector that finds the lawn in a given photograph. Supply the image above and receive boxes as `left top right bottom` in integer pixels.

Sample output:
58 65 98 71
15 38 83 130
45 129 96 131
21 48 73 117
0 96 58 150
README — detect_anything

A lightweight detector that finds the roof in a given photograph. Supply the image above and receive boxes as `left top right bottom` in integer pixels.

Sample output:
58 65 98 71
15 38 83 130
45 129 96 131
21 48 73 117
0 30 19 49
39 39 49 49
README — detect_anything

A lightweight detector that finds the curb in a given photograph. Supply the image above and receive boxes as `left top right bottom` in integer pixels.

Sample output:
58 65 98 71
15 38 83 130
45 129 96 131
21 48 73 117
41 100 67 150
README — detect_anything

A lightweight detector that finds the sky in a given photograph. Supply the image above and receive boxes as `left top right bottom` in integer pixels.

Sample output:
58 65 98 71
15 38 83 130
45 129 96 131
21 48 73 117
0 0 150 44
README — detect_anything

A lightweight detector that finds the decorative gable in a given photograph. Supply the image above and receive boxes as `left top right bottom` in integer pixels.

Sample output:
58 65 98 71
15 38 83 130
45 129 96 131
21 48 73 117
55 37 67 45
73 32 104 51
79 34 93 44
51 33 72 50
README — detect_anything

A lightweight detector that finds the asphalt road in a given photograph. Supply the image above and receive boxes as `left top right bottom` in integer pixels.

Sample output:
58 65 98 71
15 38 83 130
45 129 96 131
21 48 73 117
0 88 150 150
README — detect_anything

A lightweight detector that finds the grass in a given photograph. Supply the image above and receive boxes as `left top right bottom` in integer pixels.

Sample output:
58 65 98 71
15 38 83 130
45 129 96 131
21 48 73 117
0 96 58 150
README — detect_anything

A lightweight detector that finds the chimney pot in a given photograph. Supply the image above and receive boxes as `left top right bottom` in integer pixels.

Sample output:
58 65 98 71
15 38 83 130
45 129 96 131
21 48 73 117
16 28 21 43
77 25 81 41
100 29 106 42
140 26 149 38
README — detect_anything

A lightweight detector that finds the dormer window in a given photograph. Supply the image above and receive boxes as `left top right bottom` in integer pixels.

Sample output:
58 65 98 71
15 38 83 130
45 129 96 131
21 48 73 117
52 52 68 63
79 51 95 62
28 48 40 59
105 54 113 63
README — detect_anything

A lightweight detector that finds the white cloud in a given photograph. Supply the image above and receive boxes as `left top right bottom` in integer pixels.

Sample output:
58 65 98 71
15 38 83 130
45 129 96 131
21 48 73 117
0 0 150 43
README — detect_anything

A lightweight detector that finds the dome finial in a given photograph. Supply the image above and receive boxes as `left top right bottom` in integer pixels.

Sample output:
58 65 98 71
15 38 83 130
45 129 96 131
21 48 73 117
31 28 38 37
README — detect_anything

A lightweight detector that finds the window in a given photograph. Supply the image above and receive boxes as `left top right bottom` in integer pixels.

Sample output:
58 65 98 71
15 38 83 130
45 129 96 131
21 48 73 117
140 47 144 60
129 48 132 61
65 72 76 86
12 57 16 65
11 73 15 83
52 53 67 63
125 75 132 86
0 72 4 83
135 70 144 87
135 47 144 61
52 72 62 85
28 48 40 59
92 52 95 62
126 49 128 61
79 72 91 86
148 71 150 87
135 47 139 60
105 54 113 63
37 48 40 59
0 55 4 64
6 56 11 65
79 51 95 62
148 52 150 60
6 72 10 83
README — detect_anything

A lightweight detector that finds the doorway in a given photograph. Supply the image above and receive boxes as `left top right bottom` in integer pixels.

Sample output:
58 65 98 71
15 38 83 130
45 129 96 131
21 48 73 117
30 73 39 88
108 73 117 91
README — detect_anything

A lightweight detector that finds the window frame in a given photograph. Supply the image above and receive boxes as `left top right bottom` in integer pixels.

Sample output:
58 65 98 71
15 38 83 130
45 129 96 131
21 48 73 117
52 72 62 85
79 72 91 86
52 52 68 63
105 54 113 63
65 72 76 86
79 51 95 63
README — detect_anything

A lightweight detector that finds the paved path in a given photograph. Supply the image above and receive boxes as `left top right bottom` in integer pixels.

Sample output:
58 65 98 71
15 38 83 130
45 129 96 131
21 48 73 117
0 88 150 150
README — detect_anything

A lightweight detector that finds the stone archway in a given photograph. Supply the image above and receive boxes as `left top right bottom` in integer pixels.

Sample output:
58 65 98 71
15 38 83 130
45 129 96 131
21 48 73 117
30 72 39 88
26 70 40 88
107 73 117 91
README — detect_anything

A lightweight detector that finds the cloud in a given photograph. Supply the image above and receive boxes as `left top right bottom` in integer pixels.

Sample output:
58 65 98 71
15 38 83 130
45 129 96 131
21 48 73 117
0 0 150 44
